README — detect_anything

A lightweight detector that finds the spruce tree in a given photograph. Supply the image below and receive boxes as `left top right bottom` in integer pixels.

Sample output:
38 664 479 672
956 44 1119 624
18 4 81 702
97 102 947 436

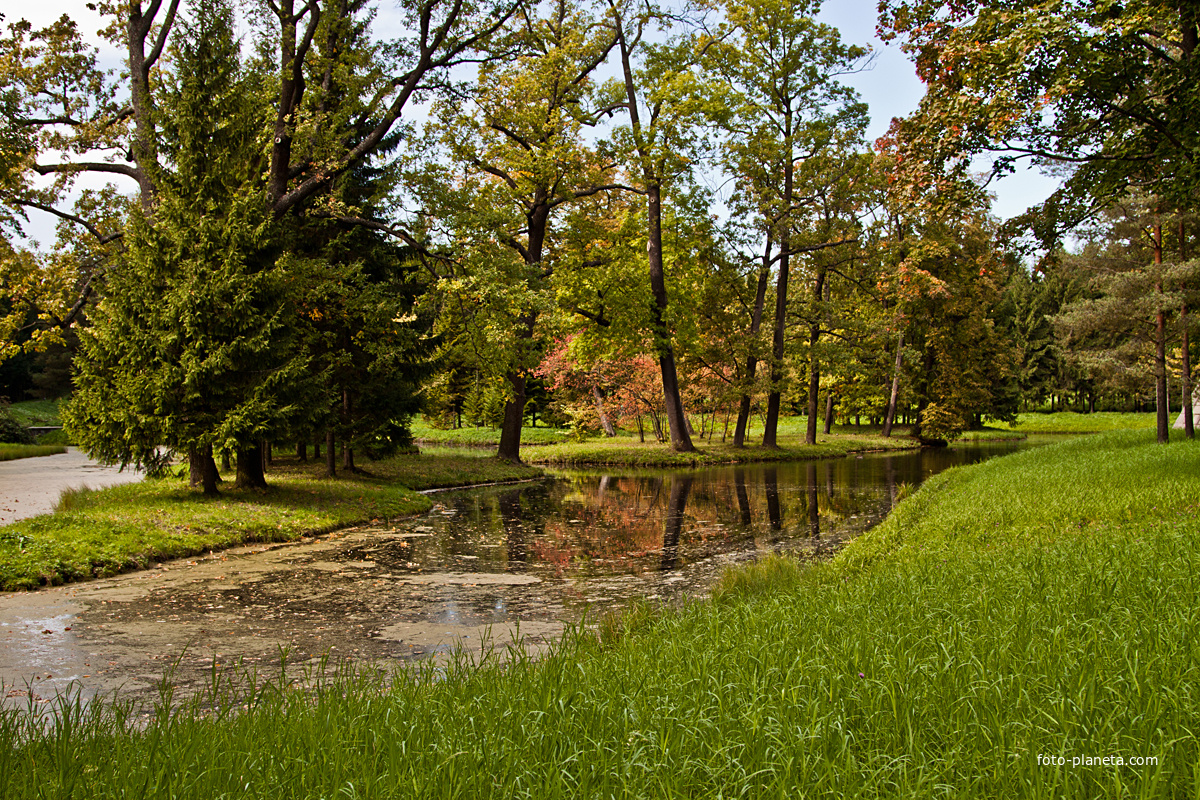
65 0 306 494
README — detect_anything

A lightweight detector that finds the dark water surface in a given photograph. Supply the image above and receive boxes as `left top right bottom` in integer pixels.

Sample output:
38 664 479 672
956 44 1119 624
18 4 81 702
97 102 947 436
0 441 1034 704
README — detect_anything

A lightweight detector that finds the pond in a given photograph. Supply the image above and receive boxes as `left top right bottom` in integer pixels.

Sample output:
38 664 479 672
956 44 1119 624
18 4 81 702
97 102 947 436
0 441 1033 705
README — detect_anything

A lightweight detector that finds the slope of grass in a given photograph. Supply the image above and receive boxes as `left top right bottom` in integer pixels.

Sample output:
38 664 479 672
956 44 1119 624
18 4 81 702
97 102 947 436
411 418 573 445
0 453 541 590
4 430 1195 797
1006 411 1157 433
6 399 62 427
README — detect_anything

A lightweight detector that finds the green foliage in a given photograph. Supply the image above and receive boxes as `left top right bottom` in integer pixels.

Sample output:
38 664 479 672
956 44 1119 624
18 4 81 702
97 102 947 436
63 1 306 476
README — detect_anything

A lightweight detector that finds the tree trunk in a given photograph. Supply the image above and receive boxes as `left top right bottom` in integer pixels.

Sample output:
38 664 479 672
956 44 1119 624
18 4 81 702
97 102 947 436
614 20 694 453
236 442 268 489
823 390 834 435
647 184 695 452
199 445 219 497
498 368 527 463
882 332 904 437
188 446 203 487
593 385 615 437
763 111 795 449
296 440 307 461
1154 223 1168 443
734 235 772 447
325 430 336 477
1182 220 1194 439
342 390 356 471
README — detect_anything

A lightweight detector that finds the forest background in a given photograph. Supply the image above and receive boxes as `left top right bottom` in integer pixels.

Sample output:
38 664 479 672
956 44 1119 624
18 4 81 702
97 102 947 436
1 0 1196 481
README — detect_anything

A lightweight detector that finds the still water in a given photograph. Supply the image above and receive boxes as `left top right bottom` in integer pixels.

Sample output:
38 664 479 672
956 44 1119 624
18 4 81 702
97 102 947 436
0 441 1033 703
338 441 1030 614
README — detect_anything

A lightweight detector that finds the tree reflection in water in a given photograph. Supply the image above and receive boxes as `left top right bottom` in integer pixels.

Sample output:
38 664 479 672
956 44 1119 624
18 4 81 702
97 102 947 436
387 443 1028 582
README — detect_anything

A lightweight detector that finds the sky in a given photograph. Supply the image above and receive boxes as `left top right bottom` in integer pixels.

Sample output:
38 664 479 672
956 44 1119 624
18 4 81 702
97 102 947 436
12 0 1063 246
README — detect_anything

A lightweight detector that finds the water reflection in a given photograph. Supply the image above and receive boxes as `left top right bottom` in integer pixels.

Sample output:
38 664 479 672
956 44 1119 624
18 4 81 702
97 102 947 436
343 442 1028 596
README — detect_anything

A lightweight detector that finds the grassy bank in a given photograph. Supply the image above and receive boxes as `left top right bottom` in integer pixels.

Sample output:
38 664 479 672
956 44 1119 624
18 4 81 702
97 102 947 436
6 432 1196 796
0 443 67 461
524 431 916 467
6 399 62 427
0 454 540 591
411 418 573 446
1008 410 1157 433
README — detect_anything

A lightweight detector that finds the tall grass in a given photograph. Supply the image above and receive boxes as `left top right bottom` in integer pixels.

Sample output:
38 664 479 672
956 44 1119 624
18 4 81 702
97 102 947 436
1 429 1196 797
0 443 66 461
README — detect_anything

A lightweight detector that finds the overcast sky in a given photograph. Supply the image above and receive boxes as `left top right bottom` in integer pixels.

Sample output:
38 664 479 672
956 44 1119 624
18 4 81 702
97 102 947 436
12 0 1061 246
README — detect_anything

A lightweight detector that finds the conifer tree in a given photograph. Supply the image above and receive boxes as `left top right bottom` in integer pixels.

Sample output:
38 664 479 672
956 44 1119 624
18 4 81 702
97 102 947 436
64 0 306 494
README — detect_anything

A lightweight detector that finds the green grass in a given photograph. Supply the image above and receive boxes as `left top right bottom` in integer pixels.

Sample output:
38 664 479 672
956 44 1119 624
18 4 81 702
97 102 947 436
0 443 66 461
412 418 574 445
524 431 916 467
1004 411 1158 433
5 430 1195 797
0 453 541 590
6 398 62 427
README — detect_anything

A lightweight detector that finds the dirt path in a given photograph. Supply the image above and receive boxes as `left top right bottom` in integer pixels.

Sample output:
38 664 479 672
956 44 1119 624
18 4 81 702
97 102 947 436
0 448 143 526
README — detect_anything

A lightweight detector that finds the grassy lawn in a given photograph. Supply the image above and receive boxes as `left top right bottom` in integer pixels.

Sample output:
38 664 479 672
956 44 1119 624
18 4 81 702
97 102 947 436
0 453 541 591
6 399 63 427
524 430 916 467
411 418 574 445
0 443 67 461
4 430 1195 796
1003 411 1158 433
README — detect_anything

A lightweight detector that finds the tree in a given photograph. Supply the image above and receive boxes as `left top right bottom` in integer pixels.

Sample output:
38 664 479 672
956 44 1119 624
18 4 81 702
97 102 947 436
703 0 867 446
63 0 305 493
605 0 714 453
1054 199 1200 443
411 0 618 463
879 0 1199 244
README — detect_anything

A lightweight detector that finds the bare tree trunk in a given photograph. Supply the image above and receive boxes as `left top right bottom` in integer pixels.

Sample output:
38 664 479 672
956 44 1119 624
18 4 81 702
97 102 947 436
882 332 904 437
1182 220 1194 439
296 440 307 461
763 110 796 449
325 431 336 477
823 390 834 435
614 19 694 453
803 271 827 445
593 386 616 437
189 446 203 487
199 445 219 497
